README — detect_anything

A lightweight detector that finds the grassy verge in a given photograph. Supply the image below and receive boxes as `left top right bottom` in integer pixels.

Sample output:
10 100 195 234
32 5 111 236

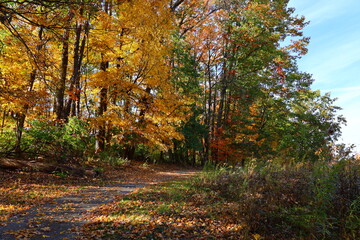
81 159 360 239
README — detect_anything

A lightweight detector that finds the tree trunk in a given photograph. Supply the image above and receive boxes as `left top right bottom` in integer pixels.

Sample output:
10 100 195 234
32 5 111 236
64 19 89 119
95 1 112 153
14 25 45 156
203 54 214 164
1 110 6 135
95 61 109 153
14 70 36 156
56 27 70 120
123 145 135 160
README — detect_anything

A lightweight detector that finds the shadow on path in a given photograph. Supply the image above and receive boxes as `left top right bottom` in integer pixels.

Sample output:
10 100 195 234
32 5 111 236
0 170 198 240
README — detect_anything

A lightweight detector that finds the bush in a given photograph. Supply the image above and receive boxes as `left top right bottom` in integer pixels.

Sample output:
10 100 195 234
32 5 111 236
192 159 360 239
0 129 16 156
24 117 93 161
97 151 130 166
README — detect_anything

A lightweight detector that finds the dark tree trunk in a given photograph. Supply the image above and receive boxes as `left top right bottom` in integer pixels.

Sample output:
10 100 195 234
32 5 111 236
95 1 112 153
169 149 175 163
64 19 89 119
139 87 152 123
15 70 36 156
14 25 44 156
1 110 6 134
123 145 135 160
96 88 108 152
95 61 109 153
56 27 70 120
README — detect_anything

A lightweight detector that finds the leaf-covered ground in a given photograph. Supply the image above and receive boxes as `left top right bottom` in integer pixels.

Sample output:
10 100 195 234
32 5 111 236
1 163 198 240
80 179 246 239
1 159 359 239
0 170 100 223
80 161 360 240
0 161 197 224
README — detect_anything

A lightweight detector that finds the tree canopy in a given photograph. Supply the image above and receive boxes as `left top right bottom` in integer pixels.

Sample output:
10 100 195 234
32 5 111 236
0 0 346 164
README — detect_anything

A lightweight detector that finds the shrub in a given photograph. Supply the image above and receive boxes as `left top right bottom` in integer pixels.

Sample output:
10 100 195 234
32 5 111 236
0 129 16 156
98 151 130 166
192 158 360 239
25 117 93 161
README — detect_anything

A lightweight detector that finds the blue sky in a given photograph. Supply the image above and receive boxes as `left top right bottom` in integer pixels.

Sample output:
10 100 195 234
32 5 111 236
288 0 360 152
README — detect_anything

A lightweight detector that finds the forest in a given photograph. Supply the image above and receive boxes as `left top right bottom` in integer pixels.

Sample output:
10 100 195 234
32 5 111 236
0 0 359 239
0 0 349 163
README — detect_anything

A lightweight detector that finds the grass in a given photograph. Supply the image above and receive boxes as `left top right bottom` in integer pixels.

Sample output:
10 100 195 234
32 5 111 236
81 158 360 239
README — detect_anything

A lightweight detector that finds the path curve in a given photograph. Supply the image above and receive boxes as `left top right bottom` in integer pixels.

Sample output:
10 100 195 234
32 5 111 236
0 169 198 240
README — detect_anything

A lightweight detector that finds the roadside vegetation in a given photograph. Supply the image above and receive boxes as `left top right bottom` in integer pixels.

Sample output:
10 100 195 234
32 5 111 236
81 158 360 240
0 1 359 239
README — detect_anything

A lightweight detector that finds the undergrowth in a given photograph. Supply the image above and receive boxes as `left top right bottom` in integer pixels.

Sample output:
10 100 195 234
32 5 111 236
195 159 360 239
83 158 360 239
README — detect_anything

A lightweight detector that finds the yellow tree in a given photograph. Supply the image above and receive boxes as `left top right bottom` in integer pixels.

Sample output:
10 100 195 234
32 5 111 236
0 1 92 155
88 0 186 155
0 11 52 154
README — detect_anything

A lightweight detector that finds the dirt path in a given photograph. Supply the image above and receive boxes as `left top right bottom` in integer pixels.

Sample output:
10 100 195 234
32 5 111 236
0 168 198 240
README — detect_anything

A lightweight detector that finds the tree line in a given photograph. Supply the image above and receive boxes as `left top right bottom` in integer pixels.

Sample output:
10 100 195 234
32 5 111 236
0 0 346 164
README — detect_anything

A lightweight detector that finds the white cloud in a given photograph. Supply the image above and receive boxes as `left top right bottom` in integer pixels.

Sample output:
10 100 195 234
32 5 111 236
339 107 360 150
326 86 360 104
289 0 355 25
302 39 360 84
328 87 360 149
289 0 360 152
322 87 360 150
326 86 360 94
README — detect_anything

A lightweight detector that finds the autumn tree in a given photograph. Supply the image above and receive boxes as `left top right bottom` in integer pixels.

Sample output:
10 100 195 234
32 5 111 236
87 0 187 156
0 0 346 165
0 2 54 155
169 0 344 164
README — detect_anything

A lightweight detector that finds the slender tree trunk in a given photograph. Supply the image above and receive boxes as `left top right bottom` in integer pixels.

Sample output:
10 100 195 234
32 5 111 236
1 110 6 135
95 0 113 153
74 25 88 117
203 56 213 164
217 75 228 130
123 145 135 160
192 150 196 166
173 141 179 163
159 151 164 163
168 149 175 163
95 61 109 153
15 70 36 155
139 87 151 122
14 26 45 155
224 90 232 123
64 19 89 119
14 114 26 155
56 27 70 120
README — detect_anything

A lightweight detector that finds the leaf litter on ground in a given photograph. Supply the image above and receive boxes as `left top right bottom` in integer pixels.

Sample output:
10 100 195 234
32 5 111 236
0 161 199 239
